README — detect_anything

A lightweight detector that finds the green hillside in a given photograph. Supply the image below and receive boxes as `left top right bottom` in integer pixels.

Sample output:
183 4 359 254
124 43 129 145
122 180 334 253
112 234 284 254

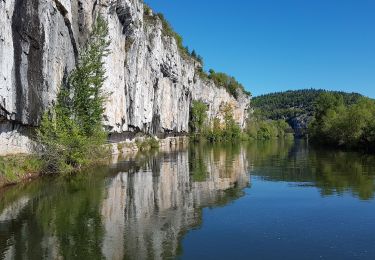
252 89 363 120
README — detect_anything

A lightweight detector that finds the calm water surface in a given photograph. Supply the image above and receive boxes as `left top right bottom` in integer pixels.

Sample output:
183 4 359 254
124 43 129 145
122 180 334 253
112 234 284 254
1 140 375 259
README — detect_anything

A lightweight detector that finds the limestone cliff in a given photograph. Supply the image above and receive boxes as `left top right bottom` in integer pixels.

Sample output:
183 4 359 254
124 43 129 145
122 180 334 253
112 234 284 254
0 0 251 155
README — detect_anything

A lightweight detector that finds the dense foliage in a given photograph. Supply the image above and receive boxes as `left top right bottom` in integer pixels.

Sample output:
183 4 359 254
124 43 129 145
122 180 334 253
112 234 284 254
205 103 243 142
190 102 243 142
245 117 293 140
252 89 362 120
37 15 110 173
190 100 208 135
190 101 289 142
309 92 375 151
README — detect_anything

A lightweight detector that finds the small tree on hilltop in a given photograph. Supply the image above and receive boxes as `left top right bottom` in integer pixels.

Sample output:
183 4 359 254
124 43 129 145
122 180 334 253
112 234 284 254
191 50 197 58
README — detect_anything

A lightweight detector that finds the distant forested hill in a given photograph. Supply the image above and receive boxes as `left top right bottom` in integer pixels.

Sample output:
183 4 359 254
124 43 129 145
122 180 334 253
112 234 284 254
252 89 363 120
252 89 363 136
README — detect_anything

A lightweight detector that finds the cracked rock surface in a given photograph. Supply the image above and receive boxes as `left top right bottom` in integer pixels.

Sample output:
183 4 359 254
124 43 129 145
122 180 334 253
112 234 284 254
0 0 250 155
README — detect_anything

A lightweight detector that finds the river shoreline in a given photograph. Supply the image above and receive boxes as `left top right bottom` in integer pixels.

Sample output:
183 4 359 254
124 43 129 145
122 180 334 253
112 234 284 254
0 136 189 189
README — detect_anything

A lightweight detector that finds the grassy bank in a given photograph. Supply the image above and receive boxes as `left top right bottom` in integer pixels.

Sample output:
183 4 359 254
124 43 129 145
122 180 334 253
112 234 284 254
0 136 162 188
0 155 43 187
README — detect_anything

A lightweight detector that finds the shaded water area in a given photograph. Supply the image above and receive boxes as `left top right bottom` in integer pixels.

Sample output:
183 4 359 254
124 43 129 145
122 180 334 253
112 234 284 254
1 140 375 259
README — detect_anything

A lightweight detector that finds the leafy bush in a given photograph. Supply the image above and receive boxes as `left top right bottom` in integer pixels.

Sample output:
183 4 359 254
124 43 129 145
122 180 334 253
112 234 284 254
203 104 244 142
222 103 242 140
246 112 292 140
204 117 223 142
191 50 203 64
309 92 375 151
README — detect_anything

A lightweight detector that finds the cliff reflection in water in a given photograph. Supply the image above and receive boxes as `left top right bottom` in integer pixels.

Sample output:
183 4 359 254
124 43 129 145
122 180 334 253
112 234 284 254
2 141 375 259
0 144 249 260
101 145 249 259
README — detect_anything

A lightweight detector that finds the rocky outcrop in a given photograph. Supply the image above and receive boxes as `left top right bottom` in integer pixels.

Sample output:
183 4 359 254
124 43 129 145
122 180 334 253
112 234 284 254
0 0 251 155
288 115 312 137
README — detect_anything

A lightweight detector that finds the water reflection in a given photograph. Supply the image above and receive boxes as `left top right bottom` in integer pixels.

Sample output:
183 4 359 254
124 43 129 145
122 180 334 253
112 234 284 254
0 145 249 259
246 140 375 200
1 141 375 259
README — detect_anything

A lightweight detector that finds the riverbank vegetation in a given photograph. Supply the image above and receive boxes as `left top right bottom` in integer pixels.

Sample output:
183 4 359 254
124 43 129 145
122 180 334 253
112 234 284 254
245 115 293 140
37 15 111 174
308 92 375 151
189 101 292 143
189 101 243 142
0 155 42 186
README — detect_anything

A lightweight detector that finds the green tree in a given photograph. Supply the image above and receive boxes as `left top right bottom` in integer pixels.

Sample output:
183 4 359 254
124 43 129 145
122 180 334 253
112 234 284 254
252 89 362 121
38 15 110 173
207 70 250 99
191 50 197 58
190 100 208 135
222 103 241 140
309 92 375 151
69 15 110 136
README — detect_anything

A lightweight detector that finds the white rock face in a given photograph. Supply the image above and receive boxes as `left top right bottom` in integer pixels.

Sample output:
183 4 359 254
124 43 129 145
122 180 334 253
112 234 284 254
0 0 251 155
0 122 35 154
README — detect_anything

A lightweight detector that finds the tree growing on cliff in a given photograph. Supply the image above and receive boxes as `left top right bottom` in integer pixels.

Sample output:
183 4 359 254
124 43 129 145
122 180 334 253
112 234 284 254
190 100 208 136
222 103 241 140
69 15 110 135
202 103 245 142
38 15 110 173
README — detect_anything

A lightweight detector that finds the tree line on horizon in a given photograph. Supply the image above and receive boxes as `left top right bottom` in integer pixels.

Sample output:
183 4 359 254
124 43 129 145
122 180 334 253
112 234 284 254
252 89 363 120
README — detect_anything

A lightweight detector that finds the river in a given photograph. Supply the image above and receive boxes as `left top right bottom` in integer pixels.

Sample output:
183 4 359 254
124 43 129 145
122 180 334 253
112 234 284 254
1 140 375 259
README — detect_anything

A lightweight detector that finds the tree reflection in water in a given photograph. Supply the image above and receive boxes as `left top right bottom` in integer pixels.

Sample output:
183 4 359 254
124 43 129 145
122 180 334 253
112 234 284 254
0 144 249 259
246 140 375 200
1 141 375 259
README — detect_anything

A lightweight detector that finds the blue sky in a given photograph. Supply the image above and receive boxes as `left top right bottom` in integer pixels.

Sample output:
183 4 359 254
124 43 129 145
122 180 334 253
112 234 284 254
145 0 375 98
